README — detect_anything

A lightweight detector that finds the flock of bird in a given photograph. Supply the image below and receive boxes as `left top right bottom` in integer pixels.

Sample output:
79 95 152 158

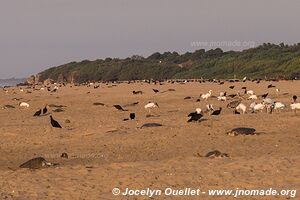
186 82 299 121
3 78 299 130
1 78 300 169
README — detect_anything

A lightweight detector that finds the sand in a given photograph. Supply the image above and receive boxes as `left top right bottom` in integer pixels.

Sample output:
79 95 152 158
0 80 299 199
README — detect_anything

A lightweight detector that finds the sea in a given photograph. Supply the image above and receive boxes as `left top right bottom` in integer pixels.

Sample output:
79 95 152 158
0 78 26 87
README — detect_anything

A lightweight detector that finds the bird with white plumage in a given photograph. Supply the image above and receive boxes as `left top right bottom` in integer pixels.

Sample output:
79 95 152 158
19 102 30 108
248 94 258 100
273 102 285 111
144 102 159 114
201 90 212 100
236 103 247 114
290 103 300 114
253 103 265 112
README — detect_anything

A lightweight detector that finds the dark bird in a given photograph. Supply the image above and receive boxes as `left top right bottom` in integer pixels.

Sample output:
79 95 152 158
227 94 237 98
53 108 65 113
268 84 275 88
50 115 62 128
43 106 48 114
19 157 52 169
227 100 241 109
123 102 139 107
227 127 256 136
3 105 15 109
61 153 68 159
261 93 269 99
229 86 235 89
293 95 297 102
241 86 247 90
256 80 260 84
113 105 128 111
187 109 203 122
234 110 240 114
33 109 42 116
205 150 229 158
211 107 222 115
196 98 201 102
132 90 143 95
130 113 136 120
153 89 159 93
219 82 224 85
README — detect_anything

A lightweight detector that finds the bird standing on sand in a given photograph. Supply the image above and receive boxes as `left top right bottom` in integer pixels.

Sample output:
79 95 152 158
144 102 159 113
152 89 159 93
268 84 275 88
43 105 48 114
261 93 269 99
187 108 203 122
290 103 300 114
33 109 42 117
130 113 136 120
50 115 62 128
211 107 222 115
234 110 240 114
113 105 128 111
19 157 53 169
236 103 247 114
19 102 30 108
293 95 298 103
201 90 212 100
248 94 258 100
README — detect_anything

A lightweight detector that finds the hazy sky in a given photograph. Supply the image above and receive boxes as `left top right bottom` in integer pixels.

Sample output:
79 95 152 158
1 0 300 78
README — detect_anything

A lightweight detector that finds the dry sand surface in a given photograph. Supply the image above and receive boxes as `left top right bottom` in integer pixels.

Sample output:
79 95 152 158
0 80 299 200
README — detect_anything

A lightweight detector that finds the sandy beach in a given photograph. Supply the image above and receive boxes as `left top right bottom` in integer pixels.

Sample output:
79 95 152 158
0 80 299 199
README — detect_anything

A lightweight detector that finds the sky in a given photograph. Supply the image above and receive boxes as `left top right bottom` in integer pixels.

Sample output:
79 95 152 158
0 0 300 79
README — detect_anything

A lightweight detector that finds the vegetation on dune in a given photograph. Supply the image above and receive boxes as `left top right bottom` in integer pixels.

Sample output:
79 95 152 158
37 43 300 83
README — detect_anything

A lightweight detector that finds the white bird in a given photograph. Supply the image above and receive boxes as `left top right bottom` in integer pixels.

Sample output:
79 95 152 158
247 90 254 95
19 102 30 108
249 102 257 111
253 103 265 112
217 96 227 101
236 103 247 114
248 94 258 100
290 103 300 113
201 90 212 100
144 102 159 113
274 102 285 111
242 77 247 81
195 108 202 114
219 92 226 97
206 104 214 112
276 88 280 96
263 98 274 105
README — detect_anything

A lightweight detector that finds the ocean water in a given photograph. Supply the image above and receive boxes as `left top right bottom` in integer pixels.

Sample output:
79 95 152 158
0 79 26 87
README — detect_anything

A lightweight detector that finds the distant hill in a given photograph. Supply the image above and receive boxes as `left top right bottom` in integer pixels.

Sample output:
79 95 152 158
35 43 300 83
0 78 26 87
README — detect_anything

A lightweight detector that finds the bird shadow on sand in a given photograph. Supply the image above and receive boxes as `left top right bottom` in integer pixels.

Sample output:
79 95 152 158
105 129 130 136
146 114 160 118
